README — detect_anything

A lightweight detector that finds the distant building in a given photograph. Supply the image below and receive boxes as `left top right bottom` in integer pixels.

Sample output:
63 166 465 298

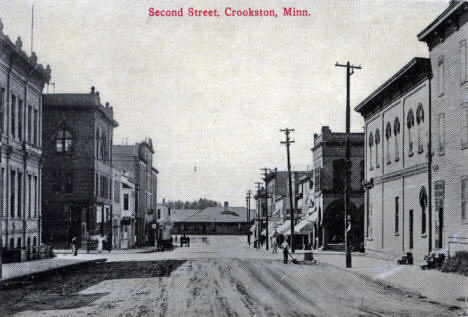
0 21 51 260
120 172 136 248
171 202 249 235
111 168 121 249
113 139 157 246
311 126 364 251
42 87 118 248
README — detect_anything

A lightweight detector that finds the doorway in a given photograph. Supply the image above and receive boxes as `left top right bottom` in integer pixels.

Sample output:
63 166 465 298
409 209 414 249
435 199 444 249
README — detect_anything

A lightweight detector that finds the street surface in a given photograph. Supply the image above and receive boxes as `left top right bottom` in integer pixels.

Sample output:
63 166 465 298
0 236 459 316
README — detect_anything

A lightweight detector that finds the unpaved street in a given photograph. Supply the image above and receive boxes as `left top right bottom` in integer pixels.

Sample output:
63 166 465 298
1 236 459 316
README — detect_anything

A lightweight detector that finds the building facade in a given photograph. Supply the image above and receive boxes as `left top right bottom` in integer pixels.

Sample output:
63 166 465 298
311 126 364 251
356 58 431 261
113 139 157 246
418 0 468 256
42 87 118 248
0 21 51 261
112 168 121 249
120 172 136 248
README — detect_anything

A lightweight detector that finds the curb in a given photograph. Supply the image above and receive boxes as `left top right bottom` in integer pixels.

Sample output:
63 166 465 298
0 258 107 290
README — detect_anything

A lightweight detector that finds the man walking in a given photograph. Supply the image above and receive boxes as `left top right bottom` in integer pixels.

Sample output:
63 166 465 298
282 240 289 264
272 230 278 254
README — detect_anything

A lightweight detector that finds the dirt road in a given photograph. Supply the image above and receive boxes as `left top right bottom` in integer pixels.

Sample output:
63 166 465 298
1 236 460 316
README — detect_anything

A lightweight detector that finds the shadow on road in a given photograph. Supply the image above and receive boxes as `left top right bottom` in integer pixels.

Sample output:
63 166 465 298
0 260 186 316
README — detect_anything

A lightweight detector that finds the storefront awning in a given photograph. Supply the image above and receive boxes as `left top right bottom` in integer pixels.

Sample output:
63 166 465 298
276 221 291 235
261 222 279 236
295 219 314 234
250 224 256 233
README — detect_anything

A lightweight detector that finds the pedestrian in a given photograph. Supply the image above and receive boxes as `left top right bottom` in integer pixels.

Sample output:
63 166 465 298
97 235 106 254
282 240 289 264
272 236 278 254
71 237 78 256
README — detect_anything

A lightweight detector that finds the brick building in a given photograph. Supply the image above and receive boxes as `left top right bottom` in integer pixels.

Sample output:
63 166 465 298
0 21 51 261
311 126 364 250
42 87 118 248
356 59 432 262
113 139 157 246
418 0 468 256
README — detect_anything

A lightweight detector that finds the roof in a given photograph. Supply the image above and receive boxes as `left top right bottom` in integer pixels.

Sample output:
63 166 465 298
113 145 137 156
354 58 431 115
43 92 118 127
171 206 248 223
418 0 466 42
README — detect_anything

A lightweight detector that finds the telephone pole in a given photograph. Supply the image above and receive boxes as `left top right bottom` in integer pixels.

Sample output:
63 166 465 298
246 190 252 246
280 128 296 253
260 168 270 251
335 61 361 268
255 182 262 249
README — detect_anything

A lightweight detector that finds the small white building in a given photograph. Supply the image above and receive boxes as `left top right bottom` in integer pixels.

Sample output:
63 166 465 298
120 172 136 248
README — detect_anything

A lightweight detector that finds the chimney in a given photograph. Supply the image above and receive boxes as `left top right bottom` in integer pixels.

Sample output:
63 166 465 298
224 201 229 212
90 86 95 94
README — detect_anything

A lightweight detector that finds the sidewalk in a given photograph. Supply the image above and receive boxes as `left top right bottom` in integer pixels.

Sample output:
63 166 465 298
252 245 467 308
0 257 106 288
313 252 468 309
53 247 154 255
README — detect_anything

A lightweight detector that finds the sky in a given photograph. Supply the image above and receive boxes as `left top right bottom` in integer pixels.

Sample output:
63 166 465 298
0 0 449 206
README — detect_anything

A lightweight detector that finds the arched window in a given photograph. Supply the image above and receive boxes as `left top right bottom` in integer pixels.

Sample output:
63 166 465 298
420 186 427 235
386 122 392 164
368 132 374 170
407 109 415 156
56 129 72 153
394 117 400 161
375 129 380 168
416 103 425 153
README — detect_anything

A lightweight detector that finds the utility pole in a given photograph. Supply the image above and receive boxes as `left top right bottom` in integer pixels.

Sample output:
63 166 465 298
281 128 296 253
247 190 252 246
255 182 262 249
335 61 362 268
260 168 270 251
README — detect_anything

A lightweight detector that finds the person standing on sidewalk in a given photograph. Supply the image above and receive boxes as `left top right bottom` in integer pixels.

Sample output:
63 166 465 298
282 240 289 264
71 237 78 256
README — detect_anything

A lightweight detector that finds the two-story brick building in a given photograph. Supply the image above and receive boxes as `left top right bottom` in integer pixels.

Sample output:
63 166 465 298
42 87 118 249
418 0 468 257
311 126 364 251
0 20 51 261
356 58 432 262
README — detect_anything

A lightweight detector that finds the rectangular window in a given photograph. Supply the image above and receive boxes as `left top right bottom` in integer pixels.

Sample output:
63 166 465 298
34 175 38 218
438 57 444 96
27 105 32 143
11 95 15 138
28 175 31 217
95 173 99 197
96 207 102 223
314 167 321 192
17 172 22 218
0 168 3 217
439 113 445 155
18 99 22 141
461 41 467 83
114 180 120 203
395 197 399 234
10 170 15 217
0 88 4 133
463 108 468 148
33 109 38 145
124 193 129 211
462 178 468 223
